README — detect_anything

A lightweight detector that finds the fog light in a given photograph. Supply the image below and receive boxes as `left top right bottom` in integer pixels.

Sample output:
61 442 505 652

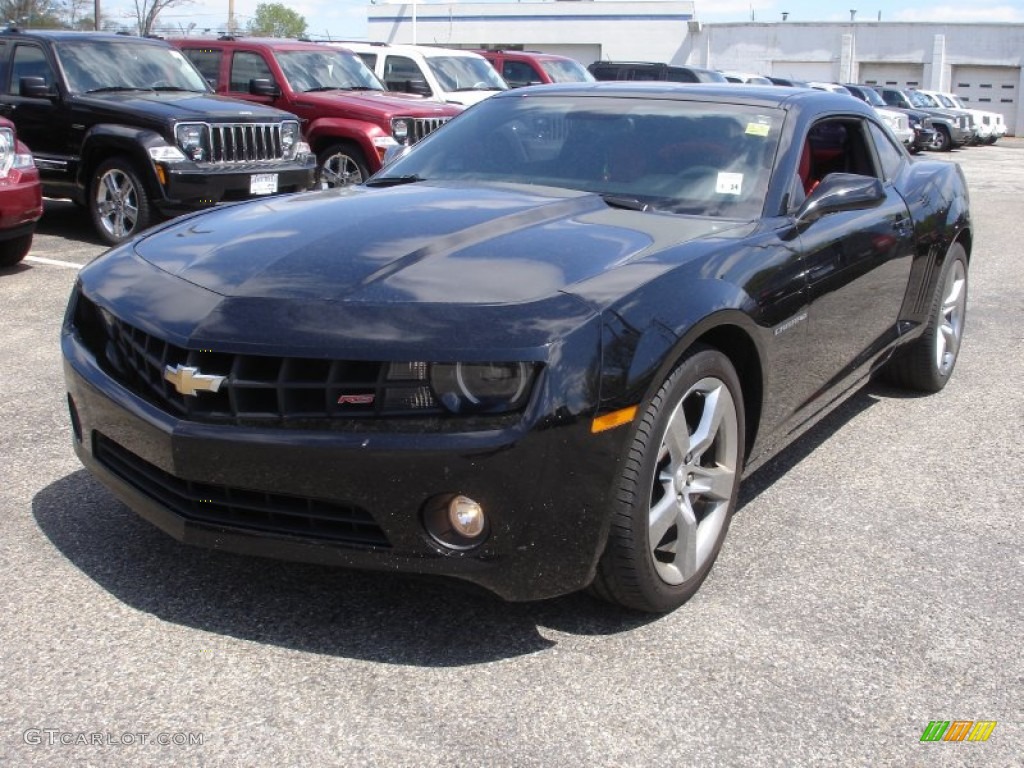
423 494 489 550
449 495 485 538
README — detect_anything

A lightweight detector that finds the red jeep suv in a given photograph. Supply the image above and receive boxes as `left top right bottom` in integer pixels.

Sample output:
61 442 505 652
0 117 43 268
172 37 461 187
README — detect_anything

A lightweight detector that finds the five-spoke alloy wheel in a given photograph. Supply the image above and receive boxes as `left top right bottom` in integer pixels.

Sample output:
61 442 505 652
90 157 153 246
595 346 745 612
318 144 369 189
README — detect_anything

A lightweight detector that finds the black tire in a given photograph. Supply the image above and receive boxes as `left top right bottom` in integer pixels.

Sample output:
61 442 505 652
929 126 951 152
0 233 33 268
90 156 154 246
593 346 745 613
883 243 968 392
317 143 370 189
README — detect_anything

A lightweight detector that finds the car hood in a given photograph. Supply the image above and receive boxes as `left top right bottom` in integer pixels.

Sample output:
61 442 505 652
73 91 293 121
132 182 743 306
294 89 460 117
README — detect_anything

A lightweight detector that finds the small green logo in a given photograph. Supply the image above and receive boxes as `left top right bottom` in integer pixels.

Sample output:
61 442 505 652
920 720 997 742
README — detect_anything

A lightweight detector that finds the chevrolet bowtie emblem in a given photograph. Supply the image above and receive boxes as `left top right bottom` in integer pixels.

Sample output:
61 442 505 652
164 365 226 397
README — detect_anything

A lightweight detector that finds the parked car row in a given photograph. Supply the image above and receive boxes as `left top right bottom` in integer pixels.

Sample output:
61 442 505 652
0 31 1005 262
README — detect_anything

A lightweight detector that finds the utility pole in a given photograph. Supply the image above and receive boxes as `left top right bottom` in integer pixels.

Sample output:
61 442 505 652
228 0 235 34
94 0 100 29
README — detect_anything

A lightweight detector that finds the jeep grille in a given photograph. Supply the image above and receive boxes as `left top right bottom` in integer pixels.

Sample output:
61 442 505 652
409 117 451 143
206 123 286 162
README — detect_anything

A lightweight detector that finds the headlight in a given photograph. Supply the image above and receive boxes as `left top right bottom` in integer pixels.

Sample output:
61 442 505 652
429 362 536 414
149 145 188 163
281 121 301 158
0 127 14 176
174 123 206 161
391 117 411 144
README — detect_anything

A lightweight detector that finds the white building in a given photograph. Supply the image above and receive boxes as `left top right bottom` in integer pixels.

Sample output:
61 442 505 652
366 2 1022 135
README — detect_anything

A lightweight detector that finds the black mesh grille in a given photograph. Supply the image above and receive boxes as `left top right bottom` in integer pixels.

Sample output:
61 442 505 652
94 433 389 547
72 293 445 424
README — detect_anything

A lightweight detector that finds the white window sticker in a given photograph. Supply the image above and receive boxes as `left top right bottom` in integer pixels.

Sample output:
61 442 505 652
716 172 743 195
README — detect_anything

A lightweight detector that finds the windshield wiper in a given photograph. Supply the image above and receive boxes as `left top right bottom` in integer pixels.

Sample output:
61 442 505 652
364 174 425 188
601 194 649 212
152 86 203 92
85 86 153 94
452 86 503 92
304 86 343 93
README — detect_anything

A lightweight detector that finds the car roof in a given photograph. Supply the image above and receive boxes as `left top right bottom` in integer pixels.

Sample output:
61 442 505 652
170 36 336 52
1 28 170 44
494 81 874 113
327 41 485 58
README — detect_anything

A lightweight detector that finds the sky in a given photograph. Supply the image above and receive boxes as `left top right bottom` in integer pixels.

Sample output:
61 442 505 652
110 0 1024 42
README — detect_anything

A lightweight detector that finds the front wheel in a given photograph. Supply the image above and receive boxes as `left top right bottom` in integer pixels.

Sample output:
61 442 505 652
929 126 951 152
317 143 369 189
90 157 153 245
0 233 33 268
883 243 968 392
593 346 745 613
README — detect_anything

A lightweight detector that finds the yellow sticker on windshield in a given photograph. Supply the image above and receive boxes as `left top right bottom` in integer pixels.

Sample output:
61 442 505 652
746 122 771 137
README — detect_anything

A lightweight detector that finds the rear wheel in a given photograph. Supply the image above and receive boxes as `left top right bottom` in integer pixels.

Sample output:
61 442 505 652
318 143 369 189
593 346 745 613
0 233 33 268
90 157 153 245
883 243 968 392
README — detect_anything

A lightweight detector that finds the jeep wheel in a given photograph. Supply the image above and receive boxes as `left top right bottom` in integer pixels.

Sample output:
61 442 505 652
318 144 369 189
0 233 33 268
91 157 153 245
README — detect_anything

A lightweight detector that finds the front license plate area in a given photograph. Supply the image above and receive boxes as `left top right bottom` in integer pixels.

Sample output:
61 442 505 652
250 173 278 195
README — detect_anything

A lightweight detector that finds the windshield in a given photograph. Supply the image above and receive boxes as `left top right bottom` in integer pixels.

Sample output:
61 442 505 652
933 93 955 108
948 95 967 109
426 56 507 93
276 49 383 92
540 59 595 84
379 95 781 219
909 91 938 108
860 87 887 107
57 40 209 94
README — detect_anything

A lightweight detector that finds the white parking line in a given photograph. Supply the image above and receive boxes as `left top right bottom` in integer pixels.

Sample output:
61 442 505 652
24 256 83 270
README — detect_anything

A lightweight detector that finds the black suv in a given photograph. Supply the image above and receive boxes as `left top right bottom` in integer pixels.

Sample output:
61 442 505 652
0 29 317 244
588 61 727 84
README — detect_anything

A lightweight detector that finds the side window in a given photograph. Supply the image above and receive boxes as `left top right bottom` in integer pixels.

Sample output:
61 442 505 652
665 69 698 83
502 60 539 87
867 121 904 180
382 55 428 94
794 118 879 208
229 51 273 92
182 48 222 88
9 44 54 95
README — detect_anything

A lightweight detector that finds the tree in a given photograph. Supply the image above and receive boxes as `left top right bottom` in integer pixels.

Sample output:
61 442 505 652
131 0 192 36
247 2 306 39
0 0 63 27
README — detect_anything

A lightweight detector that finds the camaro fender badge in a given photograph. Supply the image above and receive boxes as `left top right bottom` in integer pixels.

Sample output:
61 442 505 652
163 365 226 397
773 311 808 336
338 394 375 405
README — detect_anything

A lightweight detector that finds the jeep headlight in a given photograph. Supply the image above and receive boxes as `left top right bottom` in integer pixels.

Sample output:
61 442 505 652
173 123 206 161
391 117 411 145
281 121 308 159
0 127 14 177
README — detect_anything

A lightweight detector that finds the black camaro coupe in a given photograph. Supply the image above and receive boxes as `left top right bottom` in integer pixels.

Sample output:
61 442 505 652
63 84 970 612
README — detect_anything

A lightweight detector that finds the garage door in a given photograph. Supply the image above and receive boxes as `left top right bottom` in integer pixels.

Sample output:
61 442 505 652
769 61 835 82
952 66 1019 136
858 64 925 89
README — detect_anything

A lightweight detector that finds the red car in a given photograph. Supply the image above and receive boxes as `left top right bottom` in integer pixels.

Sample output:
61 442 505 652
0 117 43 268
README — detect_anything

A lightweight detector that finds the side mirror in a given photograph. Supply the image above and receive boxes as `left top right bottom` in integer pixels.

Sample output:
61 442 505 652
19 76 52 99
249 78 279 97
795 173 885 226
401 79 432 97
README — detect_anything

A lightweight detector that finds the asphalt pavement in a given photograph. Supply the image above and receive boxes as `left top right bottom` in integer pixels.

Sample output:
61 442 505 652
1 142 1021 767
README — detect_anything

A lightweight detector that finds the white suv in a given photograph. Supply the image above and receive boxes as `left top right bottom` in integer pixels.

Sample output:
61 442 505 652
333 43 508 106
921 90 1006 145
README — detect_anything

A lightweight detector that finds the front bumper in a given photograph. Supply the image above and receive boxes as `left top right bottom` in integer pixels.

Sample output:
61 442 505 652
62 326 627 602
0 167 44 233
157 158 317 214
